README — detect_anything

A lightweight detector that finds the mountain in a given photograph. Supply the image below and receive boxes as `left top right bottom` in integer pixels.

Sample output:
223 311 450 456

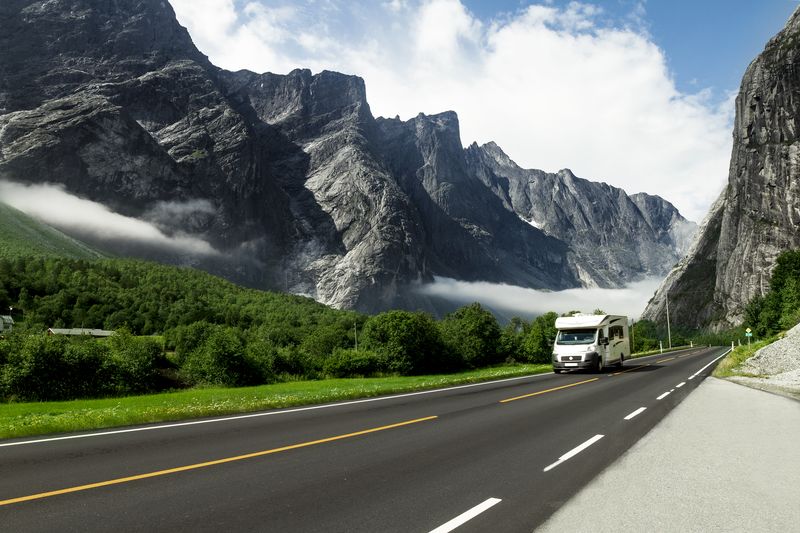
0 202 104 259
642 8 800 330
465 142 696 287
0 0 693 313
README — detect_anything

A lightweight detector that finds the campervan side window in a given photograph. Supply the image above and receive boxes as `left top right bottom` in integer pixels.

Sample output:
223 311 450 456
609 325 624 339
556 329 597 345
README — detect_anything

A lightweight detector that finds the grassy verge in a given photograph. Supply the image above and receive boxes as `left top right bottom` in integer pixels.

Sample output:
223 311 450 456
713 337 777 378
0 364 550 439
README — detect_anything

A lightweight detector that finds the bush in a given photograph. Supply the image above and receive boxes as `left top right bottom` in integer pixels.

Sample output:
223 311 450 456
439 303 502 368
362 310 448 374
180 326 251 386
273 344 319 379
244 336 278 384
522 312 558 363
323 348 385 378
109 330 164 394
2 334 69 401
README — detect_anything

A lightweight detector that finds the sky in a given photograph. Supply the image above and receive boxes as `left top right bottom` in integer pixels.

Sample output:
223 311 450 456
169 0 798 223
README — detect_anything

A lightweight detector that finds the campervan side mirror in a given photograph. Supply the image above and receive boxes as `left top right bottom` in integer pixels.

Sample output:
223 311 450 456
599 336 609 346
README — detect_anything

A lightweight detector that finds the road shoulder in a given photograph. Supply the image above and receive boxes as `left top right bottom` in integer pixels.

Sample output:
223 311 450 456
536 377 800 532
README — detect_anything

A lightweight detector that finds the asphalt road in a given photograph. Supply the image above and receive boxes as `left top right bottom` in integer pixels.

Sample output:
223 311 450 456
0 346 729 532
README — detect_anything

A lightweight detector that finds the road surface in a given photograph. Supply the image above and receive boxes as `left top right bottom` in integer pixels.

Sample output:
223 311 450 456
0 346 728 532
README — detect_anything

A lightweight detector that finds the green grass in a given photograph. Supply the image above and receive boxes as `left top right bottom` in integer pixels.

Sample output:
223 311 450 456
713 337 778 378
0 364 550 439
0 202 105 259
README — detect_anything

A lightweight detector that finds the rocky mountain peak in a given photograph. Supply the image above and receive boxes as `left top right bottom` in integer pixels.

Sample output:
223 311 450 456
0 0 698 314
642 7 800 329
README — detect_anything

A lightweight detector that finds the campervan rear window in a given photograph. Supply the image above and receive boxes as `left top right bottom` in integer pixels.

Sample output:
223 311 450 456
556 329 597 345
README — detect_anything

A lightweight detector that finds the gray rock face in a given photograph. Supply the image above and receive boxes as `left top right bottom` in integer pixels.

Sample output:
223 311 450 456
0 0 694 313
643 8 800 329
465 142 696 287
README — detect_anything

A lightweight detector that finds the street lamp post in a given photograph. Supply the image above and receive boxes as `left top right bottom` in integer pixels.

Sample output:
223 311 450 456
665 293 672 350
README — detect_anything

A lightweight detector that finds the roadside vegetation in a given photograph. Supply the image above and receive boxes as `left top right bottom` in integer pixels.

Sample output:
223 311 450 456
0 364 549 439
713 337 777 378
0 256 563 403
711 249 800 376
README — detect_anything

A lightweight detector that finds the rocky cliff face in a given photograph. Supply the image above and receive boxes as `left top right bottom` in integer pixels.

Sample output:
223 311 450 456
642 8 800 329
0 0 694 313
465 142 696 287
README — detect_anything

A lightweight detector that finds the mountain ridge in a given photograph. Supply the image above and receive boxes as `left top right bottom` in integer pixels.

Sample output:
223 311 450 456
0 0 694 313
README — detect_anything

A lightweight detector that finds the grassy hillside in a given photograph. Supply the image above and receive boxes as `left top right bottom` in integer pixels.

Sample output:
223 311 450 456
0 202 105 259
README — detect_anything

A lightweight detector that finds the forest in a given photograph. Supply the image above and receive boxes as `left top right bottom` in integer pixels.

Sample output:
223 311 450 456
0 257 562 401
4 250 796 403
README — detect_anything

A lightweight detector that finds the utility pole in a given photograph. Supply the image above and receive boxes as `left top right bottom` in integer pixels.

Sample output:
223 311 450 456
666 293 672 349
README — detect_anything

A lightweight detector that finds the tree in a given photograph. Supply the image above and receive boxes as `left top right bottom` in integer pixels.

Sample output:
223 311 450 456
523 312 558 363
439 303 502 368
181 326 250 386
499 317 527 361
361 310 448 374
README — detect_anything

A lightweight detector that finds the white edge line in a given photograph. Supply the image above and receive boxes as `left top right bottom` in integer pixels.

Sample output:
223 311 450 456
428 498 502 533
624 407 647 420
543 434 604 472
656 391 671 400
1 372 552 448
688 348 732 380
676 382 686 388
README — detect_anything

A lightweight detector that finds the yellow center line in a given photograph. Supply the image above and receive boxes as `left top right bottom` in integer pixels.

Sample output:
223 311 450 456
0 415 438 507
499 378 599 403
656 356 676 363
611 363 652 376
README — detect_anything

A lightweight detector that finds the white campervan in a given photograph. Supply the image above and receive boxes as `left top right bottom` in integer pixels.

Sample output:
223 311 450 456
552 314 629 373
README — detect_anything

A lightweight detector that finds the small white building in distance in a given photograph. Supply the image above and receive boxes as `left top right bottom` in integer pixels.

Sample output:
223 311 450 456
47 328 115 338
0 315 13 333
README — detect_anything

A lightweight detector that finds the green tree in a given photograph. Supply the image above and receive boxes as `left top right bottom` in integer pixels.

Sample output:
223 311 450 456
499 317 527 361
362 310 447 374
439 303 502 368
181 326 250 386
523 312 558 363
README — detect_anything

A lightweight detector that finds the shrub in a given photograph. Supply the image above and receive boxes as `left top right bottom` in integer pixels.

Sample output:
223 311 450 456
439 303 502 368
109 330 164 394
2 334 69 401
180 326 250 386
362 310 448 374
323 348 385 378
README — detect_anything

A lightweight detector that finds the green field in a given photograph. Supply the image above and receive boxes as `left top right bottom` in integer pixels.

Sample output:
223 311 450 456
0 202 105 259
0 364 549 439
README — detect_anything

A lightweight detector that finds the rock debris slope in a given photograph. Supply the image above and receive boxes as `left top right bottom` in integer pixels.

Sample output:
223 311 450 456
0 0 694 312
643 7 800 329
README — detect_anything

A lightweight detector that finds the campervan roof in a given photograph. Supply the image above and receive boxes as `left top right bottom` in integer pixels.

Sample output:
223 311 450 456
554 314 609 329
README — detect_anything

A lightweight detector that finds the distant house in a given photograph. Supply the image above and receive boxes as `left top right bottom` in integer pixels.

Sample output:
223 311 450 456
47 328 115 338
0 315 13 333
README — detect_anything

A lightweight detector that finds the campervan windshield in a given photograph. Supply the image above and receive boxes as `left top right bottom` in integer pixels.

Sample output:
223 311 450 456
556 329 597 345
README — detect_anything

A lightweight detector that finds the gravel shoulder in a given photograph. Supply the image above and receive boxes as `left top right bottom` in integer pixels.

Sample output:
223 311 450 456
536 377 800 532
729 322 800 401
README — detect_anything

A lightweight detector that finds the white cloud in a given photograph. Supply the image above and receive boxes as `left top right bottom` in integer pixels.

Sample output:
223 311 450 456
417 276 662 319
0 180 220 256
169 0 734 222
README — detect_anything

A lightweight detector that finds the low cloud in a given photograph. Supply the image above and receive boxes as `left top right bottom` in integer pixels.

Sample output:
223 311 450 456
416 276 662 319
0 180 220 257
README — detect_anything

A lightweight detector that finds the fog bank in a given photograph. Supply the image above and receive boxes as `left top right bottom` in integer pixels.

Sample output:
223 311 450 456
416 276 663 320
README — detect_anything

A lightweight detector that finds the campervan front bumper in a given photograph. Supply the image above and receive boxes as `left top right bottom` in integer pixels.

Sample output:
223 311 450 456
552 352 598 370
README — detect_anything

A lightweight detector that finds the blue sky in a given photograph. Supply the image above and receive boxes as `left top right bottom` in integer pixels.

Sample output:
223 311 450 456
172 0 799 222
